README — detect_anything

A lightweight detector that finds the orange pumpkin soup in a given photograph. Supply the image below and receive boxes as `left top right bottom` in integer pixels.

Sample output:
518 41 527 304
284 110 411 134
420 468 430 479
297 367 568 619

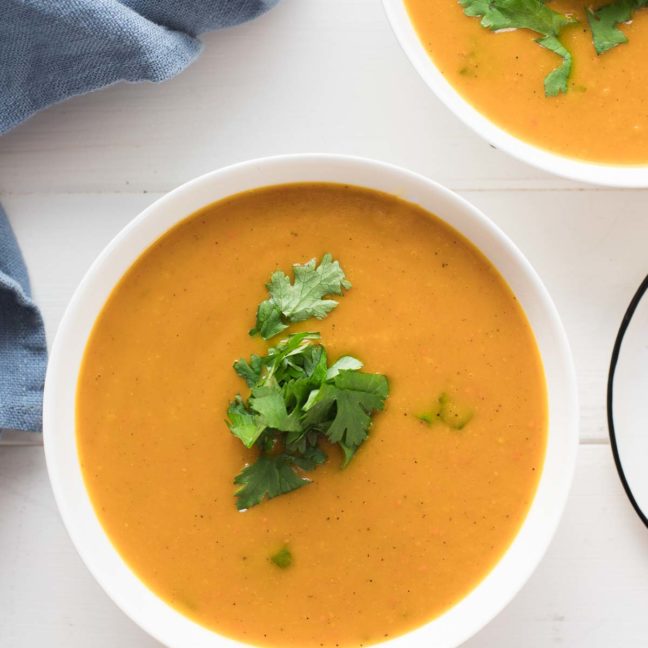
405 0 648 164
77 183 546 647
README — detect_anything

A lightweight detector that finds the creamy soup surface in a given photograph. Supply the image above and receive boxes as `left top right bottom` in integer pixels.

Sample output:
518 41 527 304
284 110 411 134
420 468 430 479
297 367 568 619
77 183 547 648
405 0 648 164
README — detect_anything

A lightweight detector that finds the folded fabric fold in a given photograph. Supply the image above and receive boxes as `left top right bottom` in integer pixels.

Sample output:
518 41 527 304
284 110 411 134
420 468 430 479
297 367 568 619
0 205 47 432
0 0 280 134
0 0 282 432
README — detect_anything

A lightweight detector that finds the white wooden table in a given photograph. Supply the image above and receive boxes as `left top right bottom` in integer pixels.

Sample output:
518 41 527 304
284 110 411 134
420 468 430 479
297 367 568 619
1 1 647 646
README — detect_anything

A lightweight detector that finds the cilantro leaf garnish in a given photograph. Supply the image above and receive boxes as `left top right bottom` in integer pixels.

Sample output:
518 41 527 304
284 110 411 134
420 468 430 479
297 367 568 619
459 0 648 96
228 336 388 509
587 0 648 55
249 385 302 433
228 335 324 449
250 254 351 339
227 257 389 510
461 0 575 34
326 355 364 380
302 371 389 466
269 545 293 569
226 396 265 448
538 35 573 97
233 354 264 388
460 0 576 96
234 453 316 511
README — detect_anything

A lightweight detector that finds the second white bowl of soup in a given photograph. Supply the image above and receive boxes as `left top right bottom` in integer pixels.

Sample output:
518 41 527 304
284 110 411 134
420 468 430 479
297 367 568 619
383 0 648 187
44 154 578 648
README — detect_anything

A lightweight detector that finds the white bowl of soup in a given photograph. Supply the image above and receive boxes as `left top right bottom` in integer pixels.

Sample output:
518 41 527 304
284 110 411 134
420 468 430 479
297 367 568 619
44 154 578 648
383 0 648 186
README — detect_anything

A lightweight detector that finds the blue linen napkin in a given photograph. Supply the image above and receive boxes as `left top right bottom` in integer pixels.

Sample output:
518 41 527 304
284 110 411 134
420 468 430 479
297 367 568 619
0 207 47 432
0 0 280 432
1 0 280 134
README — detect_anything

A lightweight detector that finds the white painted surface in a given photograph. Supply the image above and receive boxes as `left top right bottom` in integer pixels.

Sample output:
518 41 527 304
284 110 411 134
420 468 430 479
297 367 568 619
0 0 646 646
610 280 648 522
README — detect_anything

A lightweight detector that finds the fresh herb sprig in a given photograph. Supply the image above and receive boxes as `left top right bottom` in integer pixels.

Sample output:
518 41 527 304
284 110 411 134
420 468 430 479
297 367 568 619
460 0 575 96
227 257 389 510
228 332 389 510
250 254 351 340
460 0 648 96
587 0 648 54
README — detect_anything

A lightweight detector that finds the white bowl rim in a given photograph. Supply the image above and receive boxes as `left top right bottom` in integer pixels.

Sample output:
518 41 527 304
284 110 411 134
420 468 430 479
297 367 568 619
43 153 579 648
382 0 648 188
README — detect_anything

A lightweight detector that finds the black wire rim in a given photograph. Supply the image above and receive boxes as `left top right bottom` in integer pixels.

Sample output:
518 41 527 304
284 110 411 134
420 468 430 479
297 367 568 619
607 273 648 528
